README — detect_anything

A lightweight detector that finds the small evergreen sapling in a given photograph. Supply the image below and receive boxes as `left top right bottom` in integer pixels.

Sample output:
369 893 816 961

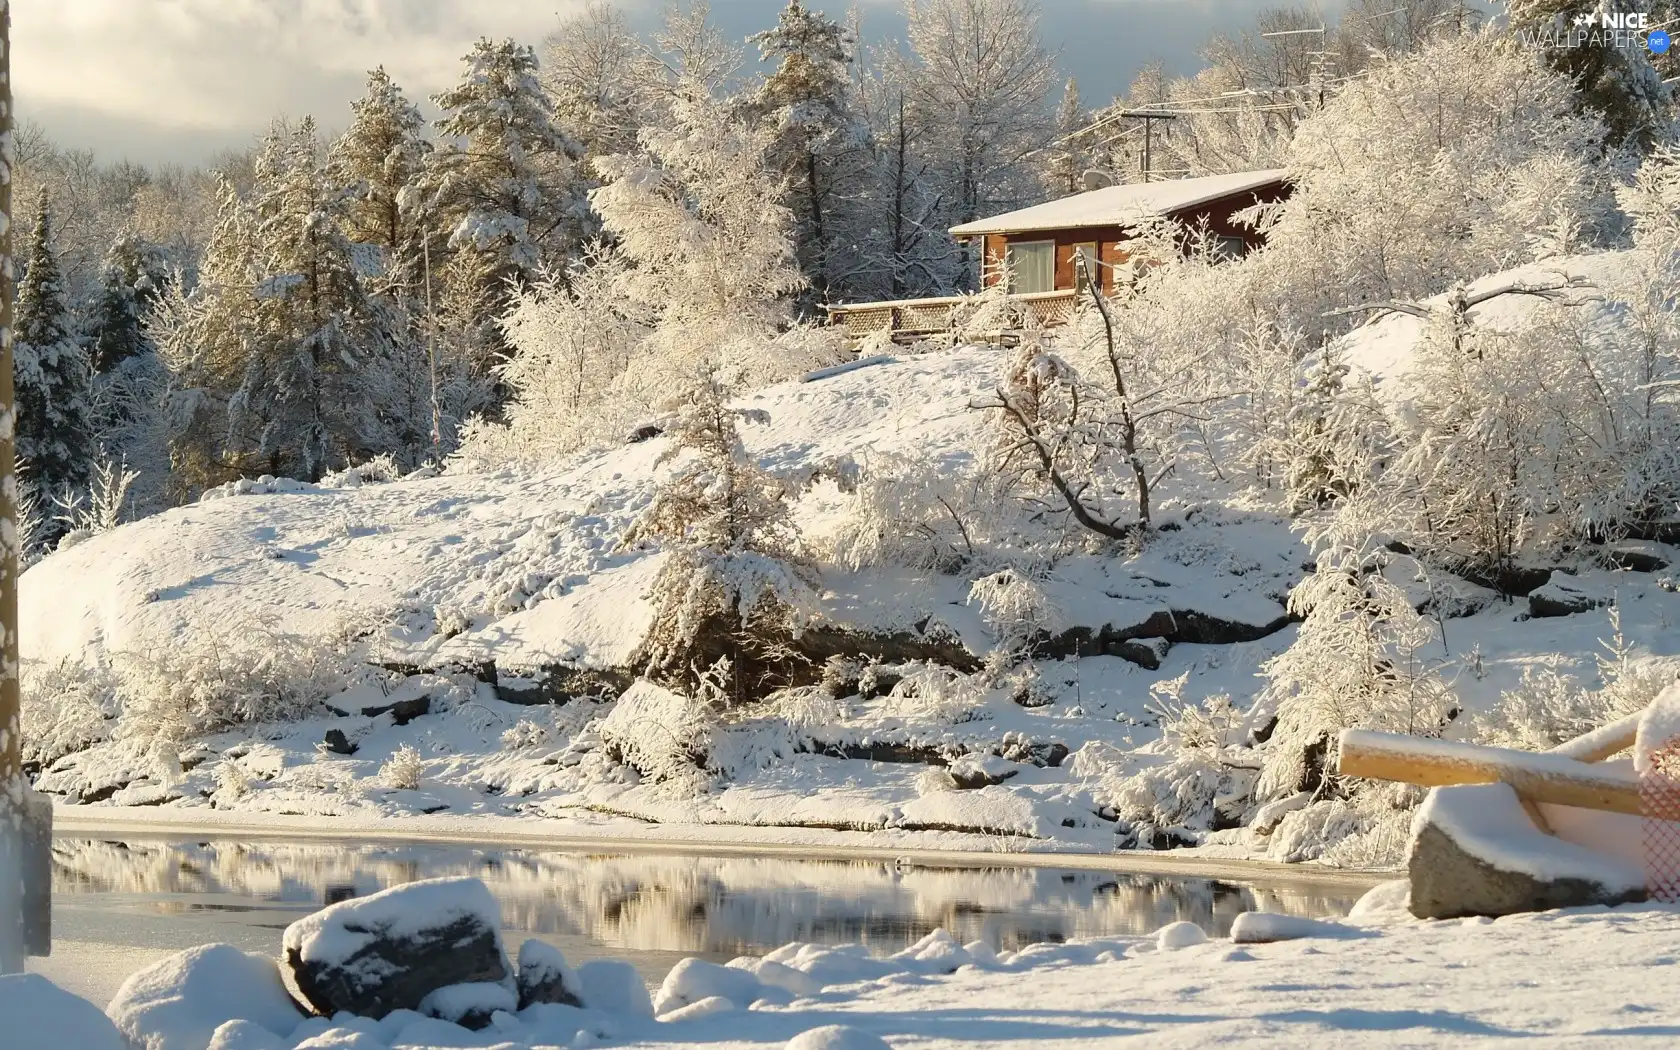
620 370 817 705
14 200 95 502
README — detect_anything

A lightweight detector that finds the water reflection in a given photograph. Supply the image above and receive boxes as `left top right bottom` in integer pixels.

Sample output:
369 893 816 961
53 838 1364 959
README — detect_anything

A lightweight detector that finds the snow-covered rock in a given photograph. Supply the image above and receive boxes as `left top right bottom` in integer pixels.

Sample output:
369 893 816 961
206 1019 288 1050
416 980 517 1029
1407 783 1646 920
281 876 511 1020
655 958 765 1016
1155 921 1208 950
573 959 654 1017
786 1025 893 1050
0 974 129 1050
1527 571 1610 619
107 943 304 1050
514 939 582 1009
1229 912 1369 944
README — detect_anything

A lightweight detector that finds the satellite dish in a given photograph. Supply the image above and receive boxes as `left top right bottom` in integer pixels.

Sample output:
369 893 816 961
1082 169 1115 191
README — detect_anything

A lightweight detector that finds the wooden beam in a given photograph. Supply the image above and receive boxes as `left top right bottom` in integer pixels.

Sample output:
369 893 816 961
1337 729 1644 816
1547 712 1641 764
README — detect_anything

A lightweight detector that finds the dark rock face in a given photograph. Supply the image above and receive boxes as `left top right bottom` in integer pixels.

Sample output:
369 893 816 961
282 879 510 1020
1605 543 1671 573
1043 608 1292 665
515 939 583 1010
1528 572 1607 618
1407 822 1645 921
322 729 357 755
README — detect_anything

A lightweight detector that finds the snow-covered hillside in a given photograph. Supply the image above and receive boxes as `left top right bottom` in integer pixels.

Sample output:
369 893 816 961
21 331 1680 863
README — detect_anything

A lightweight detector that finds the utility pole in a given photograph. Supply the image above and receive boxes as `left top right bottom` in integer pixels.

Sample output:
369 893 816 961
1119 110 1177 182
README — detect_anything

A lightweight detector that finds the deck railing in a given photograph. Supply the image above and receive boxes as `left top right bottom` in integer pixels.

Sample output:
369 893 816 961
825 290 1082 342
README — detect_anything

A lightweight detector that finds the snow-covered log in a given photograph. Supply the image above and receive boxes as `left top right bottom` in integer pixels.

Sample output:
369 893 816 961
1548 713 1641 764
1336 729 1642 814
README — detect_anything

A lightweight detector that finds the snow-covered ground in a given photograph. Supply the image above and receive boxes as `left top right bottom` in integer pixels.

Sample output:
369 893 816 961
17 893 1680 1049
21 333 1680 864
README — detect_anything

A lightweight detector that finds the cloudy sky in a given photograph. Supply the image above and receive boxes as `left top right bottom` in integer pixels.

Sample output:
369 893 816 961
12 0 1342 167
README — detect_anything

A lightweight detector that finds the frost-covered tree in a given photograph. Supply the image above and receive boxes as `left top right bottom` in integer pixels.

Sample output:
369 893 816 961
329 67 430 291
899 0 1057 284
620 371 817 704
1045 78 1091 196
852 76 960 298
416 38 591 372
542 1 643 156
14 201 95 498
1505 0 1674 147
748 1 870 306
591 84 806 379
86 233 167 375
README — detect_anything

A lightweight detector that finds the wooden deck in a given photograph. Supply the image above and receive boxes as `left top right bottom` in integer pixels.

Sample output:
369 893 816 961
825 290 1081 343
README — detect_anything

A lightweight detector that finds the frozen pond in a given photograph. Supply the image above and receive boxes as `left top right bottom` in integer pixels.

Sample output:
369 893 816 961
39 836 1371 1004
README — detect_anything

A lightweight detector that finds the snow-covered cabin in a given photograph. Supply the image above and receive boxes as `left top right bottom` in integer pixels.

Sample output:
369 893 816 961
827 169 1290 342
949 168 1291 296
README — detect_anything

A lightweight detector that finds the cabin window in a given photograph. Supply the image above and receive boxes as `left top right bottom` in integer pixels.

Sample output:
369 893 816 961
1006 240 1055 294
1073 243 1100 292
1212 234 1249 260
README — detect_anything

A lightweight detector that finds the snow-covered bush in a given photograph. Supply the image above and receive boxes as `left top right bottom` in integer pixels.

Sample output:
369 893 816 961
1266 798 1406 865
598 680 715 786
621 371 818 703
967 569 1062 653
380 744 425 790
1257 553 1453 801
20 658 117 770
114 625 350 745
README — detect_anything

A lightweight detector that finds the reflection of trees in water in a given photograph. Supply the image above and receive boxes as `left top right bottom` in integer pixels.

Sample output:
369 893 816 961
52 839 1362 955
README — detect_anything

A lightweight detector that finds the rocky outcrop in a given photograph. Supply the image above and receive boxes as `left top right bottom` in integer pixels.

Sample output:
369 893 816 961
514 940 583 1009
1527 572 1609 618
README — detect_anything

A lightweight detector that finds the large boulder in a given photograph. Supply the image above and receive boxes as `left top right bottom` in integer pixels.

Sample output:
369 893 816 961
515 939 583 1009
1407 783 1646 920
281 876 511 1020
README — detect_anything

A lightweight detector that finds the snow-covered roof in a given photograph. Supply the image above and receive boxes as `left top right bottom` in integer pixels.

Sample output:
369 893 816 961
948 169 1289 238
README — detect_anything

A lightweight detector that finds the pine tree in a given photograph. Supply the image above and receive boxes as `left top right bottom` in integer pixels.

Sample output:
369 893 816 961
749 0 870 307
328 67 431 293
14 200 95 498
620 369 816 704
87 232 167 375
1505 0 1674 147
417 37 592 376
228 118 384 480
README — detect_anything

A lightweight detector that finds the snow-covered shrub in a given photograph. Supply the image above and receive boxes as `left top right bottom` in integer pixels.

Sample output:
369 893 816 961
1476 607 1673 750
1257 553 1453 801
880 664 989 725
500 716 554 751
915 767 959 796
825 453 1042 576
1266 798 1411 867
320 452 403 488
212 759 252 801
20 658 117 770
968 569 1062 652
598 680 715 787
380 744 425 790
621 370 818 703
114 625 349 745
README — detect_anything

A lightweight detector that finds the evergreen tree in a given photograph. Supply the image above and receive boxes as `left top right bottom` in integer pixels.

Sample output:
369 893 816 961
417 38 592 376
14 201 95 498
328 67 431 293
229 118 385 480
87 232 167 375
1505 0 1674 147
749 1 870 307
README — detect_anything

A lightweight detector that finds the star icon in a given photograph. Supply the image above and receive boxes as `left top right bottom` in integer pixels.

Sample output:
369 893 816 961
1574 11 1597 26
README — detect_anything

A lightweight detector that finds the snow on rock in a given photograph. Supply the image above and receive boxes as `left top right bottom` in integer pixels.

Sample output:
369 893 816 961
785 1025 893 1050
655 958 765 1016
573 959 654 1017
291 1028 389 1049
416 981 518 1029
1407 783 1646 920
1348 879 1412 921
513 939 582 1009
106 943 305 1050
1635 681 1680 775
0 974 130 1050
281 876 510 1020
1229 912 1370 944
1527 571 1611 619
659 995 739 1022
890 929 974 974
1155 920 1209 950
207 1019 289 1050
